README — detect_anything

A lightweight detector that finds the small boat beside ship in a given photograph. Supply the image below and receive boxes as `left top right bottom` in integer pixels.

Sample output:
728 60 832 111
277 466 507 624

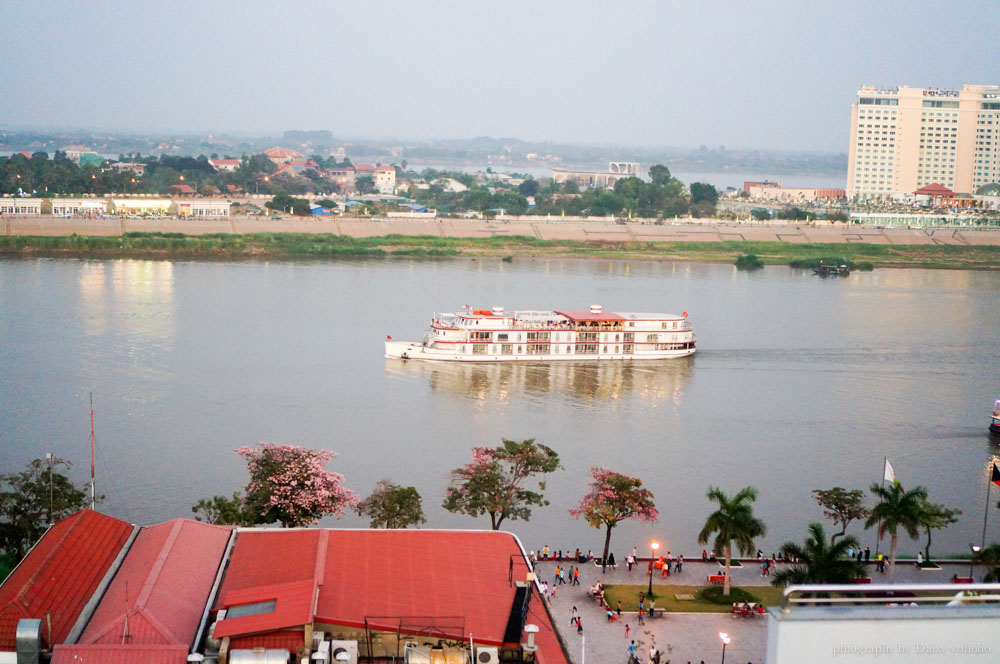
385 304 695 362
991 400 1000 435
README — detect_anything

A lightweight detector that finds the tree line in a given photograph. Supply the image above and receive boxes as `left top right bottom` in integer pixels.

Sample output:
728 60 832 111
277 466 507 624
2 441 980 596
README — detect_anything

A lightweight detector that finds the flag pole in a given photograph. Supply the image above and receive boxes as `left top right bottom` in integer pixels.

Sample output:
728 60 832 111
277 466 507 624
981 463 995 551
90 392 96 510
875 456 886 558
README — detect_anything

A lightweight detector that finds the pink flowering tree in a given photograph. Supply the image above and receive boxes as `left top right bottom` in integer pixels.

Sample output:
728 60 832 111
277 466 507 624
443 439 561 530
236 443 359 528
570 467 658 565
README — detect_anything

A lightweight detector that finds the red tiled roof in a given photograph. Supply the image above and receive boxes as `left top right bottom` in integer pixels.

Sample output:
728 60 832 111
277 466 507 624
209 159 240 166
263 147 303 159
170 184 196 194
77 519 232 647
352 163 376 171
0 509 133 651
214 579 315 638
376 165 395 172
914 183 954 196
554 310 626 322
52 644 188 664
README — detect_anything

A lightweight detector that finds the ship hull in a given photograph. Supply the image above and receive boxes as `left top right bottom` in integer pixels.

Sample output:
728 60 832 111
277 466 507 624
385 340 694 362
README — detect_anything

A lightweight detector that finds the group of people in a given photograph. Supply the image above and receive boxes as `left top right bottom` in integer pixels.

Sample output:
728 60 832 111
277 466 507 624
627 641 664 664
536 545 594 563
552 564 582 586
622 547 683 575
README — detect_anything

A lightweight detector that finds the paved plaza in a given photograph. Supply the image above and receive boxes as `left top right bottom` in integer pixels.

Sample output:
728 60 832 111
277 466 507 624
532 554 974 664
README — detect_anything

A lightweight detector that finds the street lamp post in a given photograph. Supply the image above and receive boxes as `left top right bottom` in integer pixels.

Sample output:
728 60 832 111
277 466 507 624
648 541 660 596
719 632 731 664
970 544 981 579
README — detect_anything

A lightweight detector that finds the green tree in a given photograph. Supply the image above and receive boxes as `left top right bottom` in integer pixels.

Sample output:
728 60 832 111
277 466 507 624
356 175 376 194
443 439 561 530
972 543 1000 581
0 457 91 560
864 482 929 581
589 191 623 216
562 179 580 194
517 178 539 197
689 182 718 205
570 468 658 566
697 486 766 596
770 523 865 586
812 487 870 543
648 164 672 187
191 491 251 525
356 479 426 529
918 501 960 564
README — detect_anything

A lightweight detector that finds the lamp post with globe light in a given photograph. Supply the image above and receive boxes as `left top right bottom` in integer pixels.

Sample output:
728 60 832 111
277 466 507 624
970 544 981 579
648 541 660 596
719 632 731 664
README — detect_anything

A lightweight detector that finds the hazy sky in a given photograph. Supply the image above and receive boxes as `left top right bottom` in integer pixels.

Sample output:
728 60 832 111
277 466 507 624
2 0 998 152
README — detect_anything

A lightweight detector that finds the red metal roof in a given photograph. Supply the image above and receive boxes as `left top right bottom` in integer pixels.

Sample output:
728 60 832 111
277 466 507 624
554 310 626 322
0 509 133 652
230 629 305 652
77 519 232 646
914 183 954 196
215 530 548 649
215 579 315 638
52 643 188 664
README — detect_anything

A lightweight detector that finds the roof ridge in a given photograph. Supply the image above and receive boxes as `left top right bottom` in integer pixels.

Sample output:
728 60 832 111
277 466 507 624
134 520 183 610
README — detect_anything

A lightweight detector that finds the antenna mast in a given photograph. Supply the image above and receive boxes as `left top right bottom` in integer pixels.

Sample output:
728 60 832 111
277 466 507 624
90 392 96 510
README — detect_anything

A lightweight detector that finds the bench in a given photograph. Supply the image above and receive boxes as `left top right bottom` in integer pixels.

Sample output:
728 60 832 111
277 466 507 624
649 608 666 619
950 577 974 584
852 577 872 584
708 575 726 585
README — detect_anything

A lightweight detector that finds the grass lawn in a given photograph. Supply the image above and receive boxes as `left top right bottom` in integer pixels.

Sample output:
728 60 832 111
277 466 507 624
602 584 786 613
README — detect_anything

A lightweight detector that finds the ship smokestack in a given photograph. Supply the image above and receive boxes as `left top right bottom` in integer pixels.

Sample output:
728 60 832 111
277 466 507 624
492 306 504 315
590 304 602 314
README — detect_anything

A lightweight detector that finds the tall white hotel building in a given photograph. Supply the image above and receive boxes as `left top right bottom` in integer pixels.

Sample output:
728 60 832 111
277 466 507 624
847 84 1000 199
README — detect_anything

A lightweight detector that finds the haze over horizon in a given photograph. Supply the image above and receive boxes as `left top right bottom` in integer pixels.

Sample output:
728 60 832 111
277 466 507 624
2 0 997 153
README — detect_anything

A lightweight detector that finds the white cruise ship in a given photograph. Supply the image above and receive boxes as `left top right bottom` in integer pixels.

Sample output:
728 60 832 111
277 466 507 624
385 305 695 362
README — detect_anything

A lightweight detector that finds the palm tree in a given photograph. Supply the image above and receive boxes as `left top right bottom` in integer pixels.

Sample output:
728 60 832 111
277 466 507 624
864 482 928 582
771 523 865 587
698 486 766 596
972 543 1000 582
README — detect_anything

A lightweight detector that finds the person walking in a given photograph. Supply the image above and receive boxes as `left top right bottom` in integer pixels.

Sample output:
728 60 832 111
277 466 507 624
573 566 580 585
865 546 871 563
626 552 635 572
554 566 561 586
676 555 683 573
625 623 631 640
570 606 578 626
577 617 583 635
617 600 622 616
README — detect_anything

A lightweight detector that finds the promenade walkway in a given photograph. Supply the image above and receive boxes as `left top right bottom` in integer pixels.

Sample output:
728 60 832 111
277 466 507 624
533 555 977 664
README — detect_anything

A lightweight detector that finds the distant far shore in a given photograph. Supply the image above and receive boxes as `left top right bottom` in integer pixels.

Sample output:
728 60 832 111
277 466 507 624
1 216 999 269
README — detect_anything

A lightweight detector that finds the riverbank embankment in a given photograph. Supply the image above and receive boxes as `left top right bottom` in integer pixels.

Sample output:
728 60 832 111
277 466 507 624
2 217 1000 268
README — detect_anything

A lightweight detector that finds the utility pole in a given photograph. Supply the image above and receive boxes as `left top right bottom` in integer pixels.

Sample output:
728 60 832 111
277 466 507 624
46 452 53 524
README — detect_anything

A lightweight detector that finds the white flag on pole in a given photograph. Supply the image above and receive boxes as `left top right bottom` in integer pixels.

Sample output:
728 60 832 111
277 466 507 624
883 458 896 483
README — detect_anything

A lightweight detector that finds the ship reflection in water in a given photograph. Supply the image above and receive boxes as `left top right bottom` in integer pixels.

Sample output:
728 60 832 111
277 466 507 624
386 359 693 405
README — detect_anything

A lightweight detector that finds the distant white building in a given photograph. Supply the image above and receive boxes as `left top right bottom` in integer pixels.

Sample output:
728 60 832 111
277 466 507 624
552 161 641 189
208 158 240 172
176 199 231 218
0 198 42 215
51 198 107 216
112 199 172 216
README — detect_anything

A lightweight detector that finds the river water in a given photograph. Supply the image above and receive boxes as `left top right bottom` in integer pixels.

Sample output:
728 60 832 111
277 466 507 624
1 257 999 558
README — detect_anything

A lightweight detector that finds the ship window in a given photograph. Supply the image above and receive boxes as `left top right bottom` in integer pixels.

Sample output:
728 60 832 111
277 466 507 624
517 346 522 353
501 344 512 354
614 346 619 353
629 322 635 327
648 333 659 342
615 334 620 341
661 322 668 329
498 333 509 341
603 345 608 353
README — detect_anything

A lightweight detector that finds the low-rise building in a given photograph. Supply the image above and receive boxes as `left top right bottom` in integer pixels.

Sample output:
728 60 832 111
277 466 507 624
51 198 108 216
374 165 397 193
263 147 304 165
176 199 231 218
112 199 172 216
110 162 146 176
208 158 241 172
0 198 43 215
746 185 846 202
552 162 641 189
